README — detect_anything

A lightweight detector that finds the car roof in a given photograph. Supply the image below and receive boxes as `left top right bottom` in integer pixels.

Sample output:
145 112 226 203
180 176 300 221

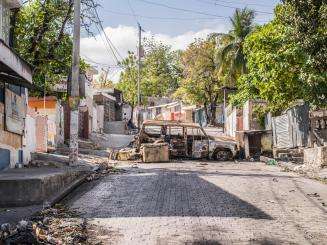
142 120 202 128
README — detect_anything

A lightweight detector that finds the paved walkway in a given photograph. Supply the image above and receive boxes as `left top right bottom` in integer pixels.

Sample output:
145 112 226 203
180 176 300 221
65 161 327 244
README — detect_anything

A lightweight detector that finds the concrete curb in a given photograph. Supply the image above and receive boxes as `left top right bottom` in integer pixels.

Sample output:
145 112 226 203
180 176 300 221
0 169 92 224
48 171 91 206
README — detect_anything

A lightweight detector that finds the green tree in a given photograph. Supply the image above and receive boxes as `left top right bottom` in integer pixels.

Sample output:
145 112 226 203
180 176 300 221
230 2 326 111
115 52 140 107
219 8 255 82
230 20 307 112
279 0 327 106
116 38 182 107
14 0 97 96
142 38 182 97
175 36 225 124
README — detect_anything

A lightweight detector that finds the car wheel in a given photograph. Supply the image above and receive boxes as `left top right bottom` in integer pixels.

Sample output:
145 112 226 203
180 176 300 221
213 148 233 161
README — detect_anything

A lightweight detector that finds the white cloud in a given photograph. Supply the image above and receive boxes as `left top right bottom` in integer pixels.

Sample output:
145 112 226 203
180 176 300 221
81 24 229 81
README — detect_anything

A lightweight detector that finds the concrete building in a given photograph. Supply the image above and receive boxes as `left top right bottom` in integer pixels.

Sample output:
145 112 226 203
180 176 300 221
93 92 116 133
28 96 65 148
0 0 33 170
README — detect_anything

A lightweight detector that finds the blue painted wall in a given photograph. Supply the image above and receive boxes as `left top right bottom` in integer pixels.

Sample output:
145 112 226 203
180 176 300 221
0 148 10 170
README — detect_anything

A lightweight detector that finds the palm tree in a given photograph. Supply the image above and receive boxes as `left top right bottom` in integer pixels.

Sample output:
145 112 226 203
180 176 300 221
220 8 255 80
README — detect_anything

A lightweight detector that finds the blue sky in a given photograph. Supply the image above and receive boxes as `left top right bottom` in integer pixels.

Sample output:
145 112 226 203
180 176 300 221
97 0 279 35
81 0 280 80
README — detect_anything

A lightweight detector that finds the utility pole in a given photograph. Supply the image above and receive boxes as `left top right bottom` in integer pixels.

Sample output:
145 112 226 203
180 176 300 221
69 0 81 165
137 23 142 107
223 87 226 133
103 67 110 87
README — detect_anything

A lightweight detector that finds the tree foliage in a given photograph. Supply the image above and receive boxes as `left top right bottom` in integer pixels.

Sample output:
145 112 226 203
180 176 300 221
115 52 139 107
219 8 255 83
14 0 98 96
174 36 225 124
115 38 182 107
230 20 307 112
231 2 327 112
279 0 327 106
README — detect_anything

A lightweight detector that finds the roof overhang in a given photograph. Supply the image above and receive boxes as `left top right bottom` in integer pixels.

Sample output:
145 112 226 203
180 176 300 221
5 0 22 9
0 40 33 88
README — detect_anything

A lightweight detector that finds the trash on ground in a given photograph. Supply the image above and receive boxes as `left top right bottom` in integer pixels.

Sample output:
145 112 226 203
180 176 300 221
307 193 320 197
267 159 277 166
0 204 87 244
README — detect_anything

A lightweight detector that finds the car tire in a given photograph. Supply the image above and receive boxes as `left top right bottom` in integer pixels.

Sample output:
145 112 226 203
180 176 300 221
213 148 233 161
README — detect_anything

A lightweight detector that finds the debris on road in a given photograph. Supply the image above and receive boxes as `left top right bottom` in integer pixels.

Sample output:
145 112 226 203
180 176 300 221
267 159 277 166
0 204 88 244
110 148 141 161
87 161 127 182
307 193 320 198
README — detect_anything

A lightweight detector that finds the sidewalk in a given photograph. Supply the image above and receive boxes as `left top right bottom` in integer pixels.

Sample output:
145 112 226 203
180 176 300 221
0 165 91 224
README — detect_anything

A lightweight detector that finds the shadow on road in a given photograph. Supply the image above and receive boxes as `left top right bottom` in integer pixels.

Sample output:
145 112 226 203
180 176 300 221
65 167 272 220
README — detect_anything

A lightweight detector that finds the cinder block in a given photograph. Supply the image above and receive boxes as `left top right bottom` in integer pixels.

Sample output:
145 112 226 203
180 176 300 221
303 146 327 167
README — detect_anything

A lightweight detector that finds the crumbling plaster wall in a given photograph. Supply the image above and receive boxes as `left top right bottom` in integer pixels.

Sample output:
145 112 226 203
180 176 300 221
304 146 327 168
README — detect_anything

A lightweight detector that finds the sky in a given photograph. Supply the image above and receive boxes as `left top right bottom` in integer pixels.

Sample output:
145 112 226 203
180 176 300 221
81 0 280 81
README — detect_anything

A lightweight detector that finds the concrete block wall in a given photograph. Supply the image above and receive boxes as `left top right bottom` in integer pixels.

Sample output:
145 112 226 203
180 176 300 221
35 115 48 152
303 146 327 168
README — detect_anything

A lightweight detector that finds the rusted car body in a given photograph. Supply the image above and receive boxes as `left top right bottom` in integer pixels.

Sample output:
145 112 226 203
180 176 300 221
137 120 237 160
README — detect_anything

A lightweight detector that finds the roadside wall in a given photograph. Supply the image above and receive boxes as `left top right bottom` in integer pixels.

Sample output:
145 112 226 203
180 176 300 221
272 103 310 149
303 146 327 168
225 105 237 138
23 113 36 164
0 102 21 169
35 115 48 152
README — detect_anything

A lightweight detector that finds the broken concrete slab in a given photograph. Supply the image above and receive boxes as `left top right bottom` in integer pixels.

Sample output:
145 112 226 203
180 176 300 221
91 133 135 149
303 146 327 168
0 167 90 207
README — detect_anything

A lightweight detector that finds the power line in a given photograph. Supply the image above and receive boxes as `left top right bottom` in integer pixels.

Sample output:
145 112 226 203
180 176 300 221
94 22 121 64
195 0 273 14
93 7 124 63
127 0 139 23
213 0 274 8
102 9 227 20
135 0 230 18
83 56 122 68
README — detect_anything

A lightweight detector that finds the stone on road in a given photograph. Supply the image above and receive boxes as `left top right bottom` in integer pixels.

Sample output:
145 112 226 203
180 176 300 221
64 161 327 244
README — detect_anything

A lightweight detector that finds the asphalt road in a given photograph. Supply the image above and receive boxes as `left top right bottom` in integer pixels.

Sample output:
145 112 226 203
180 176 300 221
64 161 327 244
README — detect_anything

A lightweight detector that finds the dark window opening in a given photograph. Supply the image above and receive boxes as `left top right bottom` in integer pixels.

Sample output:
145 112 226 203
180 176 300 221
7 84 22 96
0 82 4 103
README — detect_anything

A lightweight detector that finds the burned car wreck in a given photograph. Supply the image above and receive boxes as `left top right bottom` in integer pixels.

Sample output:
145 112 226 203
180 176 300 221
136 120 237 161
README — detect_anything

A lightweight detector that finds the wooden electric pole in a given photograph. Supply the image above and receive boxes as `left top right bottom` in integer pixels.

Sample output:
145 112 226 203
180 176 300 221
137 23 141 107
69 0 81 165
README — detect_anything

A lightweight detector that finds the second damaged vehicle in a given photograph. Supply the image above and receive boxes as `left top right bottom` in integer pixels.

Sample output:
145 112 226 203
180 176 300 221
136 120 237 161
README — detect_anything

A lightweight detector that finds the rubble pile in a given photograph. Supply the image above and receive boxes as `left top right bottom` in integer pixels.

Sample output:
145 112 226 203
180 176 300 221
0 204 87 244
109 148 141 161
86 161 127 182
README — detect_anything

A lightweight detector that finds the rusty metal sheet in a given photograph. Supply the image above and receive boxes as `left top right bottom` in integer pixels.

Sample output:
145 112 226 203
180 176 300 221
5 88 25 135
272 114 293 149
